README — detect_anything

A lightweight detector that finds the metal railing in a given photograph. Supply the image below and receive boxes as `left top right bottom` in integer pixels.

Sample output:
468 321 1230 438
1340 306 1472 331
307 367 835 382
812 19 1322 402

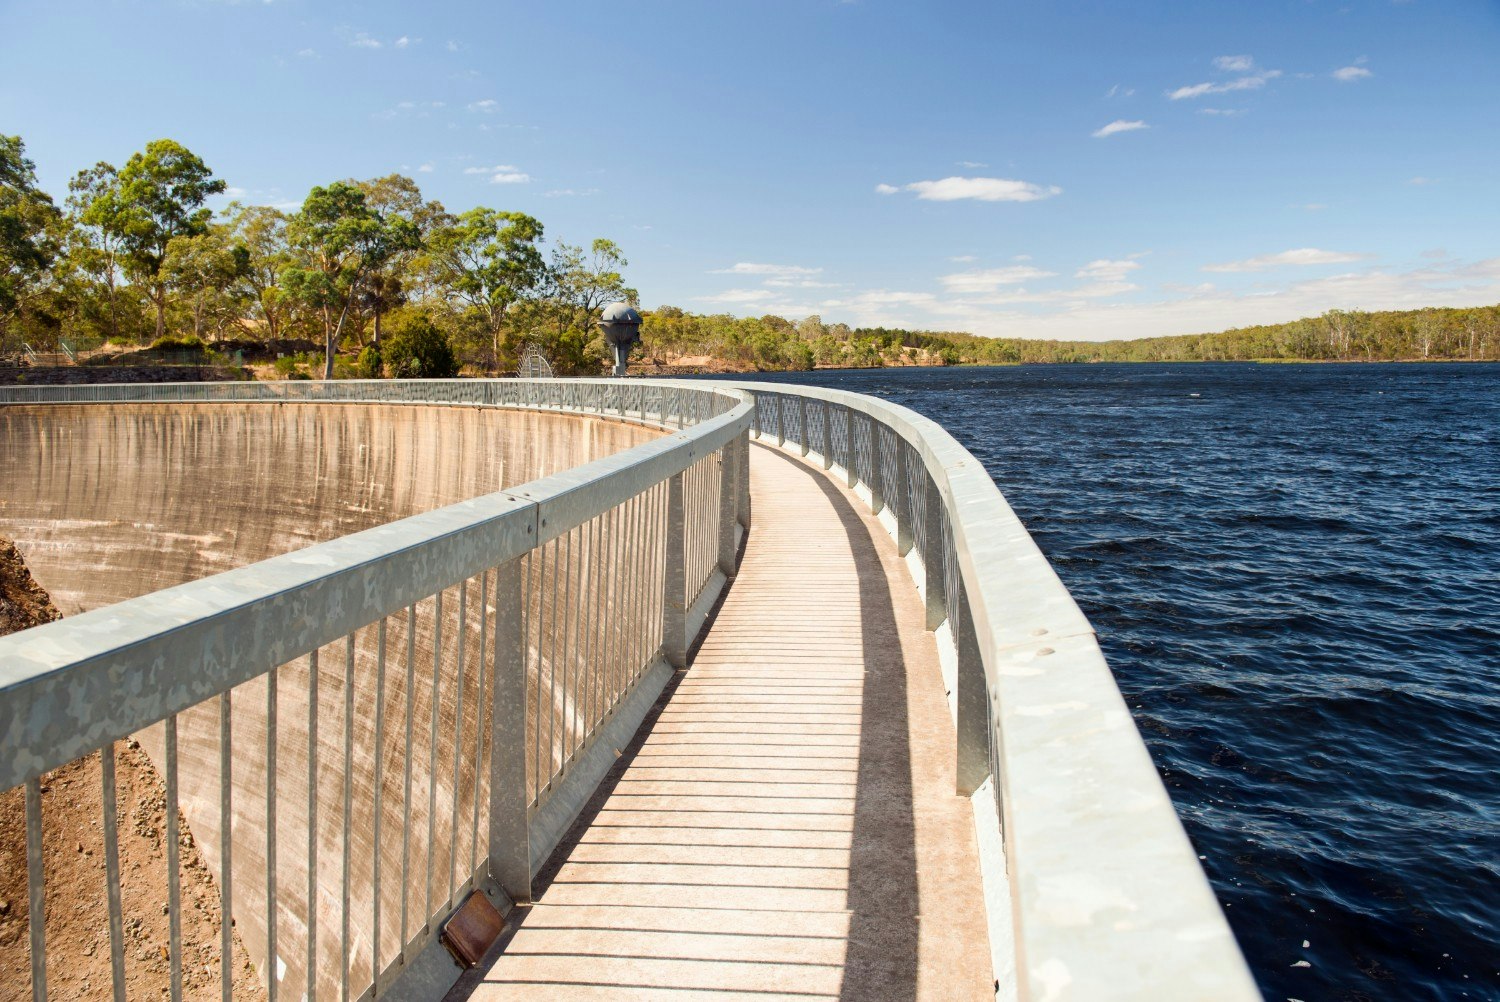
0 378 752 1002
735 382 1259 1002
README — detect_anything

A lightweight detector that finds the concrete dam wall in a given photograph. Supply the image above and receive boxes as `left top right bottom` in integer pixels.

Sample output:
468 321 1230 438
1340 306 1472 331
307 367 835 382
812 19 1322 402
0 402 662 999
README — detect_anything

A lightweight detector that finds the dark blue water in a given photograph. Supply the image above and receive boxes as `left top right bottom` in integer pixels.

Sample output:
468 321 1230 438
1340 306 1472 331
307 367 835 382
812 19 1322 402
723 363 1500 1002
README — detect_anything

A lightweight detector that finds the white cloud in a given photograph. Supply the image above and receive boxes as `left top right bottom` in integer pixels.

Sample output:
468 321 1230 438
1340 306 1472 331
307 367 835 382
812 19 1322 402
416 163 434 173
957 160 988 168
349 32 382 49
296 48 317 58
1300 203 1328 211
1202 248 1371 273
765 278 838 289
888 176 1062 203
489 171 531 184
1092 119 1148 138
223 186 247 198
1169 69 1281 100
468 99 498 112
1075 259 1142 282
447 40 461 52
1333 65 1372 82
464 164 518 174
1105 84 1136 98
1408 176 1434 186
393 35 422 48
544 188 600 197
874 183 900 195
1214 55 1255 73
711 263 823 277
940 266 1058 294
948 255 977 263
700 289 776 305
1198 108 1244 116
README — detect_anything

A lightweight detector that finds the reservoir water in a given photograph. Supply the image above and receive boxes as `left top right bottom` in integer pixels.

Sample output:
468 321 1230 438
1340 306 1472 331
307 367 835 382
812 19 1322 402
726 363 1498 1002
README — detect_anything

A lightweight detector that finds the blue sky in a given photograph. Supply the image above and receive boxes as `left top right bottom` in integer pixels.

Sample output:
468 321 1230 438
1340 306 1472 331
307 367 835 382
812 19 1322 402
3 0 1498 340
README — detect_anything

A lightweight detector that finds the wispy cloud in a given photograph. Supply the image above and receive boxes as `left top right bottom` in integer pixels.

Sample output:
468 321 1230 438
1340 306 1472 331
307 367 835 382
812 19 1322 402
544 188 600 197
1333 65 1372 82
348 32 382 49
949 255 977 263
1169 56 1281 100
468 99 498 112
446 40 461 52
1198 107 1244 116
939 266 1057 294
1408 176 1434 186
416 163 434 173
1093 119 1148 138
464 164 518 174
878 176 1061 203
296 48 317 59
1213 55 1255 73
1105 84 1136 98
1075 259 1142 282
711 263 823 278
489 171 531 184
956 160 988 168
394 35 421 49
1202 248 1371 273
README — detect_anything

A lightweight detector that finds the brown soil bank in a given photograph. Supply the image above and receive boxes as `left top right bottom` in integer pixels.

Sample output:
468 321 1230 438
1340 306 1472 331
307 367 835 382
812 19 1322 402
0 537 264 1001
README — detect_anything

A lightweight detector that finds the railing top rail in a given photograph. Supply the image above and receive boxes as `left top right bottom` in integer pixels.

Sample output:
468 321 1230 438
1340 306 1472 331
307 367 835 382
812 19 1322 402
719 379 1257 1001
0 378 752 791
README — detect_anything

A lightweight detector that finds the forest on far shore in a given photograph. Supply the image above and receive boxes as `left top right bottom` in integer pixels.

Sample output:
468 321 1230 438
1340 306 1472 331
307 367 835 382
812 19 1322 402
3 134 1495 378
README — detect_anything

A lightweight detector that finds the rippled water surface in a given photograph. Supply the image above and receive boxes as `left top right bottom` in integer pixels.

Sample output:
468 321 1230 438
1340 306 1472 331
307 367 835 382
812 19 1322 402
728 363 1499 1002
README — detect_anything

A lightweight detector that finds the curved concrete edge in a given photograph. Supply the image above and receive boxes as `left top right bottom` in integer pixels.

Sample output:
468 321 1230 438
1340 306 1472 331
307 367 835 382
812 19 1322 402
732 384 1259 1002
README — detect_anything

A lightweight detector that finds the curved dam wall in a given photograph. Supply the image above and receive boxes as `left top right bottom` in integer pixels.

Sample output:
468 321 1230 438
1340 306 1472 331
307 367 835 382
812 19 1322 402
0 402 657 614
0 401 661 1000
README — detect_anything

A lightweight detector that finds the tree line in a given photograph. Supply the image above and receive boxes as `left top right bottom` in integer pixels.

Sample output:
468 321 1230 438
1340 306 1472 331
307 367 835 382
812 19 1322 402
4 133 1494 377
1 134 634 377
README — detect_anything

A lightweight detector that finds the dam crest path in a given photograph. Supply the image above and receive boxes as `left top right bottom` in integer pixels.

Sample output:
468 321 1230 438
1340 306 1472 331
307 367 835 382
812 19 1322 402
455 441 993 1001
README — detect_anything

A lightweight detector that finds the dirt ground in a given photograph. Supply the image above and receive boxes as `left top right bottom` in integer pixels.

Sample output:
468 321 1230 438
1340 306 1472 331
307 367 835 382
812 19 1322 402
0 538 265 1001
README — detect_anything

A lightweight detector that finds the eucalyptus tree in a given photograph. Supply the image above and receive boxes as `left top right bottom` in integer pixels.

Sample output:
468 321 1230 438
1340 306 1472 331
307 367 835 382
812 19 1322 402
63 162 133 342
543 238 636 339
355 173 445 344
429 207 546 368
163 228 249 340
78 139 226 341
0 134 62 340
282 181 421 378
224 203 293 341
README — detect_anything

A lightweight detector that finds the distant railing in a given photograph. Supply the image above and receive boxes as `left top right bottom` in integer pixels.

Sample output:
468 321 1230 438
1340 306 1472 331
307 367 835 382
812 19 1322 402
733 382 1259 1002
0 378 752 1002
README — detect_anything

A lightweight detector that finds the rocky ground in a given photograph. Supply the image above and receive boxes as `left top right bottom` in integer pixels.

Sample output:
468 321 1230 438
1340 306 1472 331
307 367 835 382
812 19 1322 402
0 537 264 1001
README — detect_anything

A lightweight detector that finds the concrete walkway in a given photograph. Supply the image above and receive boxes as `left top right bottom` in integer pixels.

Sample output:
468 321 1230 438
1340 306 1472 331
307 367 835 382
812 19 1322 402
456 443 994 1001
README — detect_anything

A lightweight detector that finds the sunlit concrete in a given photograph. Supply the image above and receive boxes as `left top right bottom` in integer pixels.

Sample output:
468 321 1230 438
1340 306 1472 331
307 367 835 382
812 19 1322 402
457 443 993 1001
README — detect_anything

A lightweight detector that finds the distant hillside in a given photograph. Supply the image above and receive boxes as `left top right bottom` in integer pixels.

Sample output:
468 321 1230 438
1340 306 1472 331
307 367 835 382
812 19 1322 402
639 303 1500 372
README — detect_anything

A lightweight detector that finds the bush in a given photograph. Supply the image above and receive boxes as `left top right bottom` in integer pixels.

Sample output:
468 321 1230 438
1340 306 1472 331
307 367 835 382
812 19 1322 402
355 344 384 379
384 315 458 379
149 333 206 351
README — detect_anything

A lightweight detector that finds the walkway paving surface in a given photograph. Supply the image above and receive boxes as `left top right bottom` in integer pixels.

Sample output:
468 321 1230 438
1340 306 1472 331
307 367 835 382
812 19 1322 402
455 443 993 1001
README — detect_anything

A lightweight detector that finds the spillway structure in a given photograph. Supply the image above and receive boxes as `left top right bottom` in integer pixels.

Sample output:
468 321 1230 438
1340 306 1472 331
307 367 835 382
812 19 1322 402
0 378 1259 1002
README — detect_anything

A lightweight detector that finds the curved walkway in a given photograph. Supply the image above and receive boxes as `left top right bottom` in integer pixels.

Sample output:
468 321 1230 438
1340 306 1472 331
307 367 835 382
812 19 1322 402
455 443 993 1001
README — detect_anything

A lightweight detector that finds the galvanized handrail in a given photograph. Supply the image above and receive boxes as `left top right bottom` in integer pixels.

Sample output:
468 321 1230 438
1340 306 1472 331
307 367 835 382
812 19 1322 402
0 378 752 1002
732 382 1259 1002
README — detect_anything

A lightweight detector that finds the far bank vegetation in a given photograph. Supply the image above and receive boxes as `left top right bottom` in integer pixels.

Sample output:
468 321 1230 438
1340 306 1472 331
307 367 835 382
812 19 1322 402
2 134 1495 377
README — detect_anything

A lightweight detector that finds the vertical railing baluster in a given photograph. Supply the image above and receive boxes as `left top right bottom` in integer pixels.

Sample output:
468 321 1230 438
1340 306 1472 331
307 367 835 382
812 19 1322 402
718 446 738 580
425 595 442 934
400 607 415 959
101 743 127 1002
489 557 531 902
372 621 386 991
896 438 915 555
219 691 233 1002
267 666 279 1002
923 479 947 631
341 635 355 1001
471 572 489 879
531 545 549 803
25 777 46 1002
448 581 468 904
663 472 686 667
953 577 989 797
166 715 184 1002
306 652 319 1002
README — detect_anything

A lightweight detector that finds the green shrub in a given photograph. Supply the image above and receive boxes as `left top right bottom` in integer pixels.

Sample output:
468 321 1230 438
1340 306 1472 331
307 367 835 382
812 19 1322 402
149 333 206 351
273 355 298 377
384 315 457 379
355 344 384 379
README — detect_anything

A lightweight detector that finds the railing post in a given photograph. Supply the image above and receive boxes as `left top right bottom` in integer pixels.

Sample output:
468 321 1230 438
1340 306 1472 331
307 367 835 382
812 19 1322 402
867 415 885 515
843 406 857 488
717 439 739 580
821 402 834 471
953 578 990 797
662 470 688 668
896 442 914 556
736 433 752 531
923 479 946 631
773 397 785 448
488 556 532 903
797 397 810 457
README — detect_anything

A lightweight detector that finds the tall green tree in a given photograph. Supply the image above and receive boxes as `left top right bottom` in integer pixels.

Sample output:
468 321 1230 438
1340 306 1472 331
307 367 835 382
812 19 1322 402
163 228 249 340
282 181 421 378
224 203 293 341
0 134 62 338
355 174 445 345
80 139 226 341
544 238 636 337
430 207 546 369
